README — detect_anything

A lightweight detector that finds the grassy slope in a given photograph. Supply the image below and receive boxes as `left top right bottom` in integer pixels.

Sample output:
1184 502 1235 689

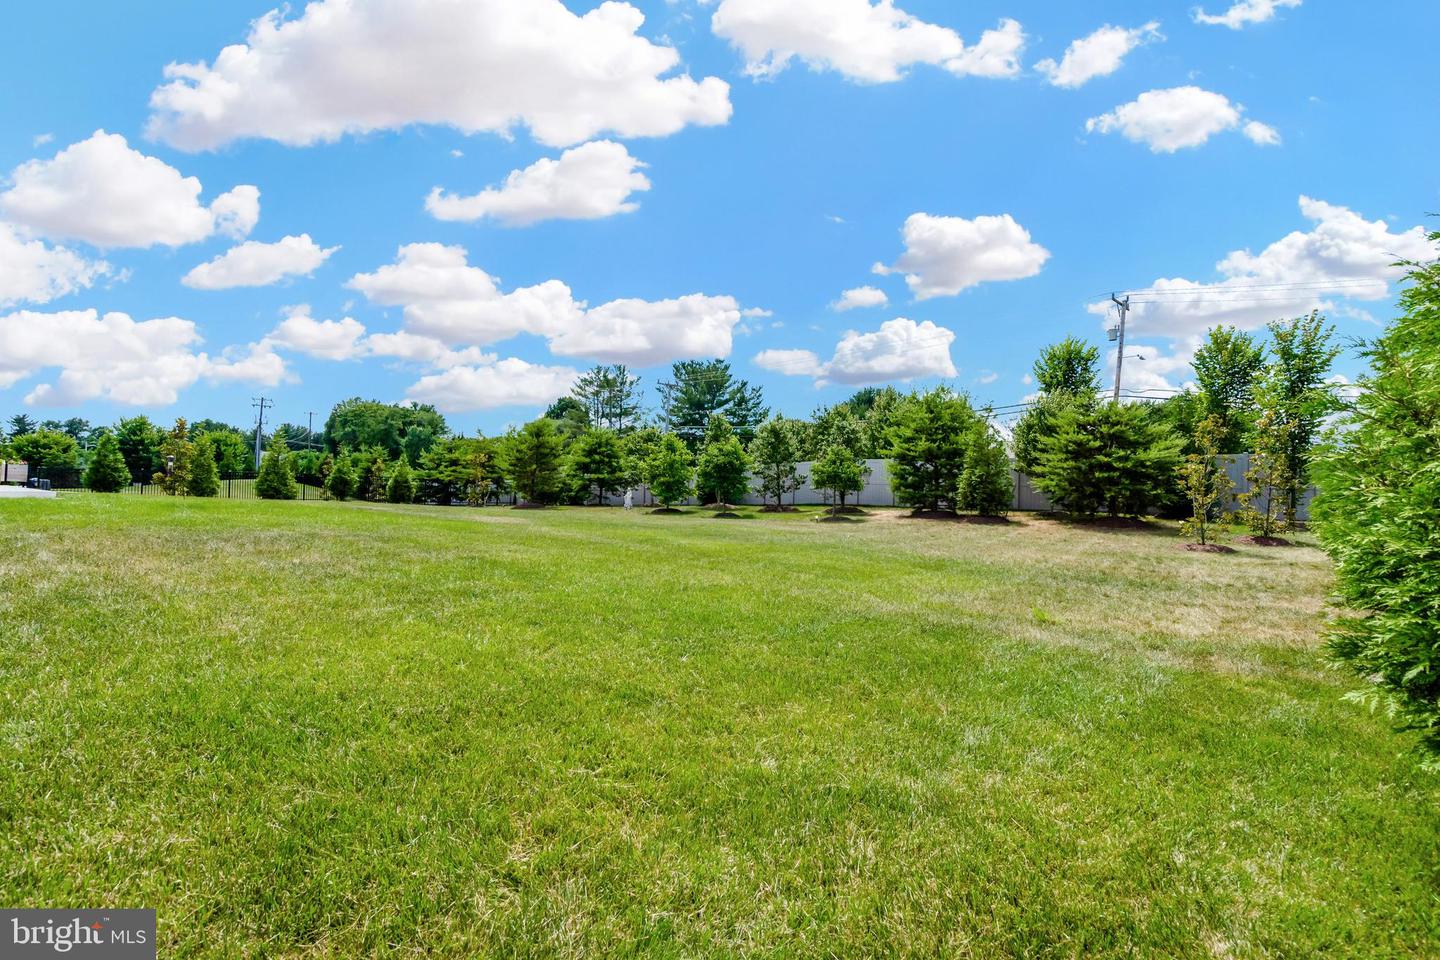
0 497 1434 958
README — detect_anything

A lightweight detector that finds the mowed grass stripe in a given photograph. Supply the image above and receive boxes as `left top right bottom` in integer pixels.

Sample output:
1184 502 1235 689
0 497 1435 958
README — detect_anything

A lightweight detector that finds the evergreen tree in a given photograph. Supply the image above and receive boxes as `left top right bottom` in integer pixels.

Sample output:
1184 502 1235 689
1012 337 1103 476
571 365 644 433
255 435 299 500
6 413 36 438
645 433 694 510
386 459 416 503
1032 401 1183 518
363 457 389 502
569 429 626 504
887 388 976 513
115 416 163 483
186 435 221 497
695 433 751 508
659 359 768 447
811 445 864 517
83 432 131 492
502 419 566 505
748 416 806 509
325 459 356 501
1314 236 1440 762
418 436 492 505
956 423 1012 516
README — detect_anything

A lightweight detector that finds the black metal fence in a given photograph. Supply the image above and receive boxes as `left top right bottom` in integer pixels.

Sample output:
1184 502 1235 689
51 479 325 500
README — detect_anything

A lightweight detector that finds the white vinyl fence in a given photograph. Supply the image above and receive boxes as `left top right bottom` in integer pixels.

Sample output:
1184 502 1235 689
625 453 1314 519
1218 452 1317 522
629 459 1054 510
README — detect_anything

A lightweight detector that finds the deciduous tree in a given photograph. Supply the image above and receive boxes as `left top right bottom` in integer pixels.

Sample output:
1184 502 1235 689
1193 326 1265 452
696 432 751 508
1261 312 1340 523
1236 409 1294 538
1177 416 1232 545
811 445 864 517
748 416 805 510
645 433 694 510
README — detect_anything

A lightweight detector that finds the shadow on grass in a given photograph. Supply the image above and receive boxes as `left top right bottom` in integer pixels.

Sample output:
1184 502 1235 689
1046 514 1176 537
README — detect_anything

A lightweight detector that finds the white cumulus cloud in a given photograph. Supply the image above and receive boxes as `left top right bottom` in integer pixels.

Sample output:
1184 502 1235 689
146 0 731 151
426 141 650 227
182 234 339 290
264 306 367 361
1088 197 1439 339
405 358 580 413
1243 120 1282 146
347 243 583 346
756 317 956 386
1036 22 1161 88
875 212 1050 299
0 223 111 307
0 131 259 248
1085 86 1275 152
348 243 756 367
832 286 889 311
550 295 749 366
0 309 286 406
1195 0 1301 29
711 0 1024 83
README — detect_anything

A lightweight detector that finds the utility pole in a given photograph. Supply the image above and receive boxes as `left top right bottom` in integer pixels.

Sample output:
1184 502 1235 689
305 411 316 450
1110 293 1130 402
251 396 273 471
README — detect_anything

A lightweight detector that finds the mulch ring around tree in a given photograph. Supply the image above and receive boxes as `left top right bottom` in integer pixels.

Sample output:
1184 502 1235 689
713 511 743 519
1234 535 1294 547
1181 543 1237 554
511 503 550 510
760 505 798 513
649 507 685 515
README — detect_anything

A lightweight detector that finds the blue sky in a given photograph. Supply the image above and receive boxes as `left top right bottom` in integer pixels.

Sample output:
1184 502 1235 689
1 0 1436 436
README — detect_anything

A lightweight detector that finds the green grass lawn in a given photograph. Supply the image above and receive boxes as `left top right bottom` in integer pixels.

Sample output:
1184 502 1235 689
1 497 1435 958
